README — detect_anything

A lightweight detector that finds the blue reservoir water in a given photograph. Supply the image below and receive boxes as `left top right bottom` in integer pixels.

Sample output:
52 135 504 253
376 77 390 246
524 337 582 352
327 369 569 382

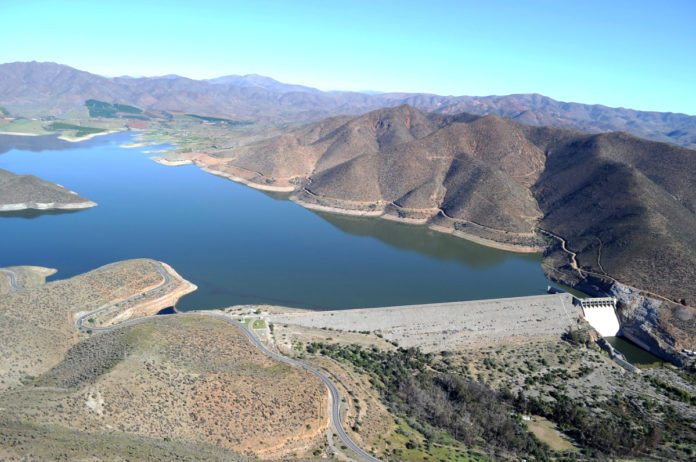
0 132 554 310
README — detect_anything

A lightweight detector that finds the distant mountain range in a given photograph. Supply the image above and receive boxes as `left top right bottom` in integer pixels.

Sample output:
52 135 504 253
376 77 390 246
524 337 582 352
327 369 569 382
1 61 695 149
206 74 321 93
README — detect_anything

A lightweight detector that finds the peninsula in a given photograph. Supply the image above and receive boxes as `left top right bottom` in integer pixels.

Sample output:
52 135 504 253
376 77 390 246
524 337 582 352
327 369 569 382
0 168 97 212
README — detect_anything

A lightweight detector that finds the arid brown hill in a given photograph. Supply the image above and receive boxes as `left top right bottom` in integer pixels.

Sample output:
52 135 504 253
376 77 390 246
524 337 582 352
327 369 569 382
199 105 696 360
1 61 695 148
0 168 96 211
0 262 327 459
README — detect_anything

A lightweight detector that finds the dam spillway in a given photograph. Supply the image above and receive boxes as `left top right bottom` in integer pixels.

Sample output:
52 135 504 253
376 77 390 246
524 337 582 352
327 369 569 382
580 297 621 337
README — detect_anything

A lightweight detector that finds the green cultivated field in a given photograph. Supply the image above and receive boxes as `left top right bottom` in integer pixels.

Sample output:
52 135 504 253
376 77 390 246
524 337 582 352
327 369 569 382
48 122 106 137
0 118 53 135
86 99 145 118
186 113 251 126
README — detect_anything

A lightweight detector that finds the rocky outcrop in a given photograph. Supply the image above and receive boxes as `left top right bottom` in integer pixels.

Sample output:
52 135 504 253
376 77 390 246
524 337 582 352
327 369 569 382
611 283 696 366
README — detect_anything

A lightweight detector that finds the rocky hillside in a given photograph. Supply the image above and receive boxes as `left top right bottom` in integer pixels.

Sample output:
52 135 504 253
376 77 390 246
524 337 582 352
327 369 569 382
190 105 696 361
1 62 695 148
0 168 96 211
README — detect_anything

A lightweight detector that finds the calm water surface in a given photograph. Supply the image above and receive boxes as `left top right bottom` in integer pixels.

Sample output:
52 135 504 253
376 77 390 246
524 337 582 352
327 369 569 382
0 133 557 310
606 336 665 368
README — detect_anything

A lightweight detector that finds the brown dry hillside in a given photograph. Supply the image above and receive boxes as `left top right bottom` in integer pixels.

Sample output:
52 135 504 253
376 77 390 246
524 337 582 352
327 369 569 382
533 132 696 302
0 168 96 211
208 106 551 248
0 262 328 460
192 105 696 361
0 316 327 460
0 259 187 390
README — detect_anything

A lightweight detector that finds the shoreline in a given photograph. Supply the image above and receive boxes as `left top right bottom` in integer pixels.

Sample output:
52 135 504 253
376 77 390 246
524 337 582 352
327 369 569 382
0 131 42 137
58 129 122 143
0 200 97 212
427 224 543 253
291 196 385 217
198 165 296 192
291 196 542 253
121 141 159 148
183 168 545 254
0 129 123 142
149 156 193 166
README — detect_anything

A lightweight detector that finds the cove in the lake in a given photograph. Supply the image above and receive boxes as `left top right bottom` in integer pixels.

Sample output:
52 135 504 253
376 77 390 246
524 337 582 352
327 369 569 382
0 132 559 310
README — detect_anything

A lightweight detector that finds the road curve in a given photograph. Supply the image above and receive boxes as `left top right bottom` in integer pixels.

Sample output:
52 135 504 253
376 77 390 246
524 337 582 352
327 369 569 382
74 261 171 331
1 269 19 290
71 261 378 461
76 308 378 461
201 312 380 462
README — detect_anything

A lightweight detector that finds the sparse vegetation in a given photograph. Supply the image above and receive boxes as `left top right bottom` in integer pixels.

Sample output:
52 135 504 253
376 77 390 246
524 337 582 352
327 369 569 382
0 313 328 460
306 342 549 459
562 326 592 346
185 113 250 125
303 339 696 460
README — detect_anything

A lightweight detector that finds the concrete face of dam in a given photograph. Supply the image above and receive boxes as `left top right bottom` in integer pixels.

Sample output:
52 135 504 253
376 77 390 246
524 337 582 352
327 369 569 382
270 293 583 352
580 298 621 337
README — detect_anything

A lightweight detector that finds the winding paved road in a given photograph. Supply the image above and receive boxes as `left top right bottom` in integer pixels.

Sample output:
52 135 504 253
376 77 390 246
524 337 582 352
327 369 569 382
1 269 18 290
75 308 377 459
71 261 378 461
74 261 171 331
201 312 380 462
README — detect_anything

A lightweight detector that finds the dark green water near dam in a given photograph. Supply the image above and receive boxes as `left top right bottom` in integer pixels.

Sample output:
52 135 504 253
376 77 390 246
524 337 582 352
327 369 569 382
606 337 665 368
0 132 558 310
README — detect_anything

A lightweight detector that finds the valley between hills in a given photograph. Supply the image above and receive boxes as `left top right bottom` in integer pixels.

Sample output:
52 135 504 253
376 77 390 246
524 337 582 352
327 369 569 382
2 61 696 460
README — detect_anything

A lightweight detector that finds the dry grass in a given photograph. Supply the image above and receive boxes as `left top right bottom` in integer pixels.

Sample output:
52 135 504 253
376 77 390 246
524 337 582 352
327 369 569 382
525 416 574 452
0 261 332 459
0 259 185 390
0 314 329 460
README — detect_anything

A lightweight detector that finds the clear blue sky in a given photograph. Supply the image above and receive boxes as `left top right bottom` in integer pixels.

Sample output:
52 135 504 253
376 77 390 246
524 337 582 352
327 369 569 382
2 0 695 114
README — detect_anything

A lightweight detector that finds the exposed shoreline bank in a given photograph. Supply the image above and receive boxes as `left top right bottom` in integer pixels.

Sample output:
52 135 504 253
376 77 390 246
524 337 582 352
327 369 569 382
198 165 297 192
155 158 545 253
0 131 42 137
0 129 123 143
290 196 543 253
0 200 97 212
149 156 192 166
58 129 122 142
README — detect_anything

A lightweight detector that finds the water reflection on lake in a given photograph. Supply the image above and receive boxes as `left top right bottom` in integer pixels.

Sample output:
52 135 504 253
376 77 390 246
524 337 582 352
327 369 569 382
1 132 557 310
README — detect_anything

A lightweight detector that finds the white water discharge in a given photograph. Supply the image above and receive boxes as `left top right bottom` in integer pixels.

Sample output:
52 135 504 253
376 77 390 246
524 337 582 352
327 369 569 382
581 298 621 336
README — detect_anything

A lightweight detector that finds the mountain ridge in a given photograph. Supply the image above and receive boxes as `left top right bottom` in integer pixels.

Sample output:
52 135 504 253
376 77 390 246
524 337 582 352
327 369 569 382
181 104 696 364
1 61 695 148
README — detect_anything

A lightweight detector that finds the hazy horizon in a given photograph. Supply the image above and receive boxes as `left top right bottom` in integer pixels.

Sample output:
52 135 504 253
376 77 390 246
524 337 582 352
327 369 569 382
1 0 695 115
